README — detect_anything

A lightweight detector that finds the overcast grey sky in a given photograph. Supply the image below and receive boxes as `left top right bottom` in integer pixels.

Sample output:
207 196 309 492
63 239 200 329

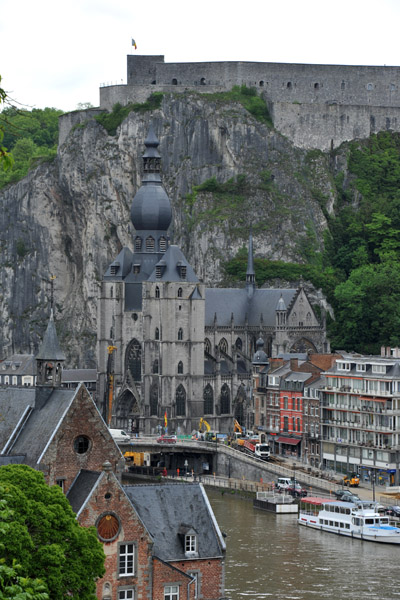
2 0 400 112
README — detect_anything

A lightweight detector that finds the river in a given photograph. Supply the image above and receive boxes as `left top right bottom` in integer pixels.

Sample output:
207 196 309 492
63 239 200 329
207 489 400 600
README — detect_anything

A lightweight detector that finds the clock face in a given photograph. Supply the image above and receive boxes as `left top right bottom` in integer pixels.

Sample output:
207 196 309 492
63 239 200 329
97 514 120 541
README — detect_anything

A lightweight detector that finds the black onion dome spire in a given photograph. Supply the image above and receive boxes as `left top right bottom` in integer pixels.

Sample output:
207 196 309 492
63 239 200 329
130 123 172 232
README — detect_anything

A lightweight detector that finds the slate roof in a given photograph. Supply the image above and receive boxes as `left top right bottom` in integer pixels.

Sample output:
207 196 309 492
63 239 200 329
0 354 36 376
66 469 102 514
36 311 66 361
0 386 77 466
124 483 225 561
62 369 97 383
148 245 199 283
205 288 297 327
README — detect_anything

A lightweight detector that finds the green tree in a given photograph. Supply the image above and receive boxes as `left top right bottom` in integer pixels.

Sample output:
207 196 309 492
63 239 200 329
329 260 400 353
0 465 105 600
0 76 13 170
0 561 49 600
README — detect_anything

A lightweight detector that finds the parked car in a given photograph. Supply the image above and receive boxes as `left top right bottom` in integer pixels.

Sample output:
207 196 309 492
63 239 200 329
385 505 400 517
334 489 360 501
287 482 308 497
157 434 177 444
340 493 361 503
275 478 307 497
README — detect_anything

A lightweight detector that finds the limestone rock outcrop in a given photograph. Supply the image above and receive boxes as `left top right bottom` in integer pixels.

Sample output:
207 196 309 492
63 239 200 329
0 93 335 365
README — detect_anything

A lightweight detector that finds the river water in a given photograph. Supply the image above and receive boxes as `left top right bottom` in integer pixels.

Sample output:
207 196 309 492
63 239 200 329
207 489 400 600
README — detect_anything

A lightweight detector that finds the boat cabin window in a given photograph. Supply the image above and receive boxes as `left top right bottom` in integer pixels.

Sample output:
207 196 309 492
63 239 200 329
365 518 374 525
380 518 389 524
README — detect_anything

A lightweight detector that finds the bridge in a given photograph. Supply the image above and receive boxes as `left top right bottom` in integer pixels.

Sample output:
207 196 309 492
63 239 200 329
120 438 341 494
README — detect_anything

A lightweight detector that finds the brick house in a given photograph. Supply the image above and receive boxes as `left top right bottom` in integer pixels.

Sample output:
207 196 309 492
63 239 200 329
67 463 226 600
0 311 226 600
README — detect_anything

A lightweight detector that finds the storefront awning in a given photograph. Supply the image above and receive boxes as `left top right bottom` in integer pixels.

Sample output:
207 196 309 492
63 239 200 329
276 437 301 445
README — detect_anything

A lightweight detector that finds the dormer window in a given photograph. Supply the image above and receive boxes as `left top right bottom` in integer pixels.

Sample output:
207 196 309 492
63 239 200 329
159 237 167 252
110 263 120 275
135 237 142 251
156 266 162 279
133 264 140 274
146 236 155 251
180 266 187 280
185 534 197 555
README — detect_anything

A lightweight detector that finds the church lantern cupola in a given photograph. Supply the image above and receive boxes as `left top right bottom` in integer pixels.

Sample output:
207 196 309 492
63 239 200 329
130 123 172 252
35 309 66 387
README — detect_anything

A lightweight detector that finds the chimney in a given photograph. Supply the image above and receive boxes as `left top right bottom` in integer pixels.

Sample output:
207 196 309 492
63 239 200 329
290 358 298 370
381 346 386 357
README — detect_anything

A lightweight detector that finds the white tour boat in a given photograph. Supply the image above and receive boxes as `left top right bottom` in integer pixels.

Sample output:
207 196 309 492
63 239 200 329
299 497 400 544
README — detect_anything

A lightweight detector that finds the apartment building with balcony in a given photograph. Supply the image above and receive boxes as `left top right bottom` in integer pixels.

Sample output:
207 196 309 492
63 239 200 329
321 349 400 487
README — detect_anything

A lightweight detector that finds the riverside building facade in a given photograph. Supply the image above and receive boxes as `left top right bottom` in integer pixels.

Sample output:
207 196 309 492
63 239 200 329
321 348 400 487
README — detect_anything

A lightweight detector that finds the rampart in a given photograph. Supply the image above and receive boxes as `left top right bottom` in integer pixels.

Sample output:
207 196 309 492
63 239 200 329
68 55 400 150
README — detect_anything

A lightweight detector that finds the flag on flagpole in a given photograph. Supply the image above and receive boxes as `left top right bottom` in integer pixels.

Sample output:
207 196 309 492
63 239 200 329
164 411 168 427
132 38 137 50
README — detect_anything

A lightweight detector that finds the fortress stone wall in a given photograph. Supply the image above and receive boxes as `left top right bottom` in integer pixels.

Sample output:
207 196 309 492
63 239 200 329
96 55 400 150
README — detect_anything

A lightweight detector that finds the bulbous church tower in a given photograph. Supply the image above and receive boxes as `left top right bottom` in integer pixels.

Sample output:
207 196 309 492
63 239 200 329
97 124 205 434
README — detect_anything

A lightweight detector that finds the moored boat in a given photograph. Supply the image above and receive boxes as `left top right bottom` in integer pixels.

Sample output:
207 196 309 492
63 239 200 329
298 497 400 544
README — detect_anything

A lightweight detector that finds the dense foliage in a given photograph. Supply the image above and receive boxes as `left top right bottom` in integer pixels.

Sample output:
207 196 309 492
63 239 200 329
0 465 105 600
205 85 272 126
95 92 163 135
0 106 62 188
223 132 400 354
0 76 13 171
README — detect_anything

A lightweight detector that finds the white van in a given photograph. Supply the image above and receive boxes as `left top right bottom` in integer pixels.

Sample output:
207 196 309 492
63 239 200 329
109 428 131 444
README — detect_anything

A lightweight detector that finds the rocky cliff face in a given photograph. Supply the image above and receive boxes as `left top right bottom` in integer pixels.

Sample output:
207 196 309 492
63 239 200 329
0 92 337 366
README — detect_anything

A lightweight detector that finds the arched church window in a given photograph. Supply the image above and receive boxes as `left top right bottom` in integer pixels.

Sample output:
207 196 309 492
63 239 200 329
155 327 160 340
159 237 167 252
135 237 142 251
146 236 155 251
177 361 183 374
291 311 297 323
219 338 228 354
177 287 183 298
153 359 159 374
126 339 142 382
306 312 311 322
176 384 186 416
203 384 214 414
204 338 211 355
220 384 230 414
178 328 183 341
150 383 158 416
155 286 160 299
235 337 242 351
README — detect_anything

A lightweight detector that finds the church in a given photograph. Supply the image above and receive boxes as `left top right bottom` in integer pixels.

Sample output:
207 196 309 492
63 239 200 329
96 124 329 435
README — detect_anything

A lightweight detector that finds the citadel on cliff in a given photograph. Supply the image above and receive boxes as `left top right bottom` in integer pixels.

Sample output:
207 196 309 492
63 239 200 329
4 53 400 435
97 55 400 150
